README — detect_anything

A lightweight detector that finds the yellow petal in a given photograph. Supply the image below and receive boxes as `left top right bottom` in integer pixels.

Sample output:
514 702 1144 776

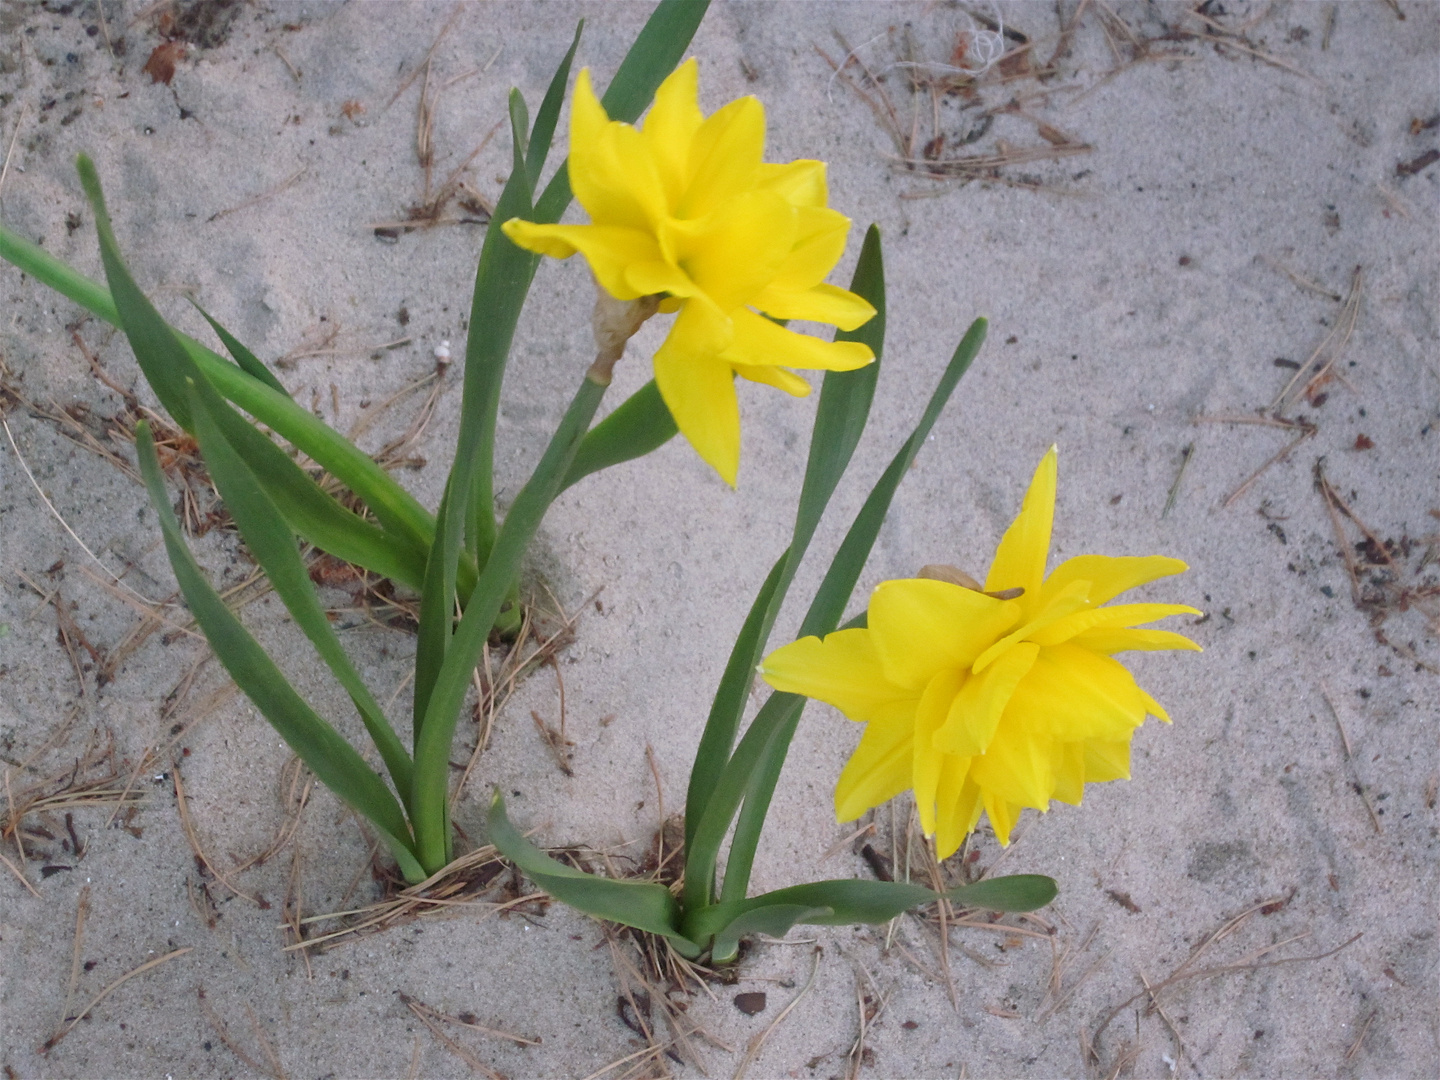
504 222 661 300
913 667 965 837
982 791 1022 847
1005 644 1148 743
502 218 578 259
641 58 704 207
1083 739 1132 783
1050 742 1085 805
721 307 874 373
934 767 981 859
972 579 1090 673
653 300 740 484
754 282 877 331
984 446 1058 604
1040 554 1189 609
733 362 811 397
934 642 1038 756
1139 687 1170 723
756 159 828 207
665 191 796 310
1070 628 1203 654
868 579 1021 691
969 710 1054 811
679 95 765 218
767 206 853 292
625 258 696 299
1026 603 1203 647
759 629 916 725
835 713 914 822
569 69 667 232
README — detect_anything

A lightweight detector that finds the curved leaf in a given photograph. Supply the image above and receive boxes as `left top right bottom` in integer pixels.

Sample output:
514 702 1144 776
191 301 291 399
488 790 699 956
692 874 1058 957
134 420 423 883
717 312 988 908
59 163 435 563
559 379 678 492
187 378 414 806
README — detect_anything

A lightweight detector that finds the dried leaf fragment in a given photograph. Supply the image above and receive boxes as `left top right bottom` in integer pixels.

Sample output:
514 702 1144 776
143 41 188 85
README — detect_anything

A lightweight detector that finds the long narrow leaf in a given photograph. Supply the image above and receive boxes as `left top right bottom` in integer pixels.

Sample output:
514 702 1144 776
463 0 704 569
75 157 429 589
691 874 1058 946
134 420 424 883
460 89 537 575
203 397 427 589
682 547 785 859
488 790 699 955
682 227 884 906
684 692 805 922
78 155 200 431
187 378 414 806
191 301 292 399
800 316 988 639
558 379 678 492
413 474 462 746
4 207 435 558
525 22 583 192
717 315 987 908
412 375 609 872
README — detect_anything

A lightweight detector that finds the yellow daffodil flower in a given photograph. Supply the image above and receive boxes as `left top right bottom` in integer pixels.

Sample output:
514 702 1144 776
503 59 876 485
760 447 1201 856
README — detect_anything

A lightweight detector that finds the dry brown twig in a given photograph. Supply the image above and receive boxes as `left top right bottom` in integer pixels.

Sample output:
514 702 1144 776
198 986 289 1080
1090 897 1362 1054
172 763 264 905
282 842 524 953
41 947 193 1053
734 945 822 1080
399 993 506 1080
1319 679 1384 834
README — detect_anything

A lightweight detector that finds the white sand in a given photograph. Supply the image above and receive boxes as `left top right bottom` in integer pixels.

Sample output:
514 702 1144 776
1 2 1436 1077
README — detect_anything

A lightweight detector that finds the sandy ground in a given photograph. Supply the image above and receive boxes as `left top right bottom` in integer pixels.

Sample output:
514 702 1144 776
1 1 1437 1077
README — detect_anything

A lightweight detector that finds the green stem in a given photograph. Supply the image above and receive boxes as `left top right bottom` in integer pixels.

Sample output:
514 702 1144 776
410 372 609 872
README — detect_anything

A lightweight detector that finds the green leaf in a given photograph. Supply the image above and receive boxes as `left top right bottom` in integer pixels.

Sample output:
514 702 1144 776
187 378 415 806
205 405 427 590
683 226 884 906
53 165 436 565
190 300 292 399
411 375 609 872
707 905 830 962
532 0 710 224
525 22 583 192
684 691 806 919
799 316 987 640
465 0 706 568
134 420 424 883
488 790 699 955
76 156 429 589
694 875 1058 960
945 874 1059 913
1 222 121 326
413 473 462 747
717 311 986 908
459 88 538 576
559 379 678 493
78 154 200 431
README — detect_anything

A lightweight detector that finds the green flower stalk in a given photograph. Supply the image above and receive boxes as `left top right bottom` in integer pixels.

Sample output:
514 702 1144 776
0 2 714 883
